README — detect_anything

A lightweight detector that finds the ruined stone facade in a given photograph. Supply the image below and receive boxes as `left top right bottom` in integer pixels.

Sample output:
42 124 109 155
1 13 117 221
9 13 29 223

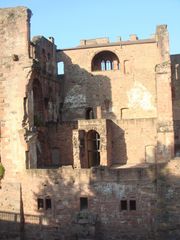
0 6 180 240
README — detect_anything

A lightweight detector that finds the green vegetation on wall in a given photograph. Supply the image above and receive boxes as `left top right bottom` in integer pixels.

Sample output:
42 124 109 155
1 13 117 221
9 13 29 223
0 163 5 179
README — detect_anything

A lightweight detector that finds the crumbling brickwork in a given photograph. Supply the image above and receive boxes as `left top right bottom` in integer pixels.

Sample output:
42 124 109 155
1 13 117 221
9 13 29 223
0 6 179 240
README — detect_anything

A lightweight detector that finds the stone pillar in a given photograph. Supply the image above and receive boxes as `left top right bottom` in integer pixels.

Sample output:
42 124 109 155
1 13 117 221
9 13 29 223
96 106 102 119
155 25 174 161
72 130 81 168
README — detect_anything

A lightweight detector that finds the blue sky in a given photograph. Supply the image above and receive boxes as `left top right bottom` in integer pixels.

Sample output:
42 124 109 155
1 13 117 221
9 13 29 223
0 0 180 54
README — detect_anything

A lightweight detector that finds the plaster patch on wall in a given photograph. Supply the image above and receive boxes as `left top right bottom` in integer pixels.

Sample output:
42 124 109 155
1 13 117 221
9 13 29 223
93 183 113 195
93 183 135 197
127 82 155 111
64 86 86 108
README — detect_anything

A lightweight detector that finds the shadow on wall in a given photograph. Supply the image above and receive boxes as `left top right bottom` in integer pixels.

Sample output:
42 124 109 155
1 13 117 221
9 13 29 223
24 50 128 169
58 51 116 120
28 169 99 240
110 121 128 166
1 155 180 240
55 51 129 168
25 50 123 169
170 55 180 157
154 160 180 240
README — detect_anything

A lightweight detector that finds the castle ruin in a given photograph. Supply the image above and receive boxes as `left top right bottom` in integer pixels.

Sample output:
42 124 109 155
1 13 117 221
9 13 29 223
0 6 180 240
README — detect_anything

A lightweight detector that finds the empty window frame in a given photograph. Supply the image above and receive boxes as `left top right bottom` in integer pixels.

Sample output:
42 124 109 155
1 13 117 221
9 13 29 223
85 107 94 119
104 99 111 112
37 197 52 210
100 60 112 71
45 198 52 210
87 130 100 167
37 198 44 210
129 200 136 210
80 197 88 211
79 130 85 148
106 60 112 70
120 199 137 211
57 62 64 75
101 60 106 71
120 200 128 210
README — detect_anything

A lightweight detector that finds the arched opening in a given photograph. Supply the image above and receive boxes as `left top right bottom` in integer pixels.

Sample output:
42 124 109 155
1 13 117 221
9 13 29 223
85 107 94 119
32 79 44 126
87 130 100 167
91 51 120 71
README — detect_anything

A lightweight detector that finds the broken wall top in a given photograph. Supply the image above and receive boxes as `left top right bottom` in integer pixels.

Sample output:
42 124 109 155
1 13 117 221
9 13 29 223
0 6 32 58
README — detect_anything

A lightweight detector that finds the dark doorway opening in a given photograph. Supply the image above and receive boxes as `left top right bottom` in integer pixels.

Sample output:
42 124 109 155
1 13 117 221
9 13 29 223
87 130 100 167
80 197 88 211
85 107 94 119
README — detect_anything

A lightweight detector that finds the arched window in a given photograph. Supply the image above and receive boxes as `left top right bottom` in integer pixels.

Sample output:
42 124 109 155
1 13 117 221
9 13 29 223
106 60 112 70
101 60 106 71
91 51 120 71
87 130 100 167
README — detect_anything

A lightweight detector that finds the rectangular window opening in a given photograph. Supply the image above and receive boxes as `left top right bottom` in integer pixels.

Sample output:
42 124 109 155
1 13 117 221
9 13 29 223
129 200 136 210
37 198 44 210
58 62 64 75
80 197 88 211
45 198 52 210
120 200 127 211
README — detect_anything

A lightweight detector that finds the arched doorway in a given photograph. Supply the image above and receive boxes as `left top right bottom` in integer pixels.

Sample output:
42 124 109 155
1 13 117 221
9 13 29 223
87 130 100 167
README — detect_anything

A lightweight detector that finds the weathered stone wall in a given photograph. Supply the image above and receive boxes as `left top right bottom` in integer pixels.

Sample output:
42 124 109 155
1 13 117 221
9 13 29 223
1 162 180 240
0 182 21 240
57 26 172 123
24 32 61 169
155 159 180 240
57 25 174 164
48 122 77 166
1 166 157 240
0 6 179 240
171 54 180 155
110 118 157 166
72 118 157 167
58 40 159 121
0 7 33 178
0 6 63 171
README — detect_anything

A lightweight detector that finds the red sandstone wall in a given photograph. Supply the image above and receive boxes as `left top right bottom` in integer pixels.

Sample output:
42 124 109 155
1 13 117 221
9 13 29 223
0 7 178 240
58 42 159 121
48 123 77 166
0 7 32 178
